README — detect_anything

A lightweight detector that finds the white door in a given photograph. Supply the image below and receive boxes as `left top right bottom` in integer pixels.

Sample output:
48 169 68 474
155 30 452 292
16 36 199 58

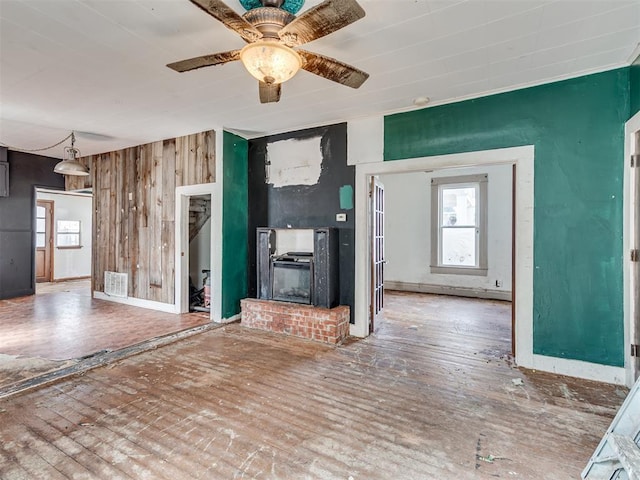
370 176 384 333
633 130 640 380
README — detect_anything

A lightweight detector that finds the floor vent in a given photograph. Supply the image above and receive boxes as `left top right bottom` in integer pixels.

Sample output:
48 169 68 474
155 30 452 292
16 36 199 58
104 271 128 298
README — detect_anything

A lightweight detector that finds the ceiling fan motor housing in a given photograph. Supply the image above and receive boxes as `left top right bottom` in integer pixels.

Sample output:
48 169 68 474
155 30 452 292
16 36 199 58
243 7 295 39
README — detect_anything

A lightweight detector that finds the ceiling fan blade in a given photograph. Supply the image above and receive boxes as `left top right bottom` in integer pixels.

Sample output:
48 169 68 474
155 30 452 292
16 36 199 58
277 0 365 47
189 0 262 43
167 49 241 72
298 50 369 89
259 82 281 103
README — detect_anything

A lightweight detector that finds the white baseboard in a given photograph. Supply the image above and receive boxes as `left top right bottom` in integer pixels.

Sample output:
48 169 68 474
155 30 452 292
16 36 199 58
385 281 512 302
53 275 91 282
219 313 240 324
94 291 179 314
526 354 626 386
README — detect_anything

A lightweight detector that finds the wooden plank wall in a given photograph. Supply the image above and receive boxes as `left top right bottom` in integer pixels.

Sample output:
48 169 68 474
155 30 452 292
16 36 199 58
66 131 215 304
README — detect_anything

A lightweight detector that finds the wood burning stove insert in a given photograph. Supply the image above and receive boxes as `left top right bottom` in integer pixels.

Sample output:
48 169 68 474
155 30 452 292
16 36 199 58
257 228 339 308
270 252 313 304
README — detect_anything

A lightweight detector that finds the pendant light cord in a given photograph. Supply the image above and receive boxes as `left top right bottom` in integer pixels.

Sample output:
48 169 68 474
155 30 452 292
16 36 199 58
0 132 74 153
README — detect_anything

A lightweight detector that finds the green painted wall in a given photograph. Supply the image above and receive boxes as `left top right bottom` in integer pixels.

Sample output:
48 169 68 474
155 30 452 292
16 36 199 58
384 68 630 367
222 131 248 319
631 56 640 117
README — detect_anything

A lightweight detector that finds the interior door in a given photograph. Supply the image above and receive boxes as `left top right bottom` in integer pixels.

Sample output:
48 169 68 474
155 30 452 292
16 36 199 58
35 200 53 283
633 131 640 380
370 176 385 333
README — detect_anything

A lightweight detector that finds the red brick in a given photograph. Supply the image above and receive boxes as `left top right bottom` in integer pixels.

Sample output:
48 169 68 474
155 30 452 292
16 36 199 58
240 298 350 345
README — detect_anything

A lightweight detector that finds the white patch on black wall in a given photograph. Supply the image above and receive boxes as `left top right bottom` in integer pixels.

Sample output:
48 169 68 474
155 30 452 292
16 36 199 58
266 136 322 188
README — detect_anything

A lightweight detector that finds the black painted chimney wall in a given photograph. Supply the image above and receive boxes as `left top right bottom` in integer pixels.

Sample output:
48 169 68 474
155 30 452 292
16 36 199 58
247 123 355 322
0 149 64 299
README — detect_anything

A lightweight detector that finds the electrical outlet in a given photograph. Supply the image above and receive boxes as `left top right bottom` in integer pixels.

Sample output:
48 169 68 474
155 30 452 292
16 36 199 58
336 213 347 222
495 280 502 287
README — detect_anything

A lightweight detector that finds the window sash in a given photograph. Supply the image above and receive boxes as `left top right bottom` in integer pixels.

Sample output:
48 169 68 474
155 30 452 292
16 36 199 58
430 174 488 276
439 183 479 267
56 220 81 248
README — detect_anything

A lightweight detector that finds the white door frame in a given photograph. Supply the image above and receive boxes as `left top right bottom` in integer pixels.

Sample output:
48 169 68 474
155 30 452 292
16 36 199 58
625 110 640 386
354 146 534 351
175 183 222 322
355 144 624 384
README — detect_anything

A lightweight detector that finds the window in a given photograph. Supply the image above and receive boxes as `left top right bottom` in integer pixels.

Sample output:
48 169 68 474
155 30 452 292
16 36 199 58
36 206 46 248
431 174 488 275
57 220 81 248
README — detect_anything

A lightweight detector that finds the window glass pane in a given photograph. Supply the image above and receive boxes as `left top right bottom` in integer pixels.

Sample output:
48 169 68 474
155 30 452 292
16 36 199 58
441 187 476 227
36 206 45 218
36 233 45 248
36 218 46 233
57 220 80 233
441 227 476 266
57 233 80 247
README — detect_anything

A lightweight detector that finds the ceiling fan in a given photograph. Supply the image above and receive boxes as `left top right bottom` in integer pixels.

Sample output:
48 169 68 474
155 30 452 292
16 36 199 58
167 0 369 103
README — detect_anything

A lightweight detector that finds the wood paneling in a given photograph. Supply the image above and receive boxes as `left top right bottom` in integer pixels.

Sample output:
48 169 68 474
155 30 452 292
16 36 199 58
73 131 215 304
64 157 93 191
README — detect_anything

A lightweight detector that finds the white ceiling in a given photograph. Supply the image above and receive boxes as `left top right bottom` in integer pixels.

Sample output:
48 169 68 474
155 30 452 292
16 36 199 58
1 0 639 158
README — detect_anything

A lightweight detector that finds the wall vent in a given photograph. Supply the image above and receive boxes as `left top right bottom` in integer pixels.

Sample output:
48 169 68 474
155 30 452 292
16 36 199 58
104 271 128 298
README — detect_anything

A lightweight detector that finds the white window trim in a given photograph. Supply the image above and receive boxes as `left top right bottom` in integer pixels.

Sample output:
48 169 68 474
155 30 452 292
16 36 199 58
430 173 488 276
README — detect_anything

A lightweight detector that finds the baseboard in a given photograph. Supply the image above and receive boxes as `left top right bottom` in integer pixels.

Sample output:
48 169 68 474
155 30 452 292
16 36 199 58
219 313 241 324
93 291 179 314
527 354 626 386
53 276 91 282
385 281 512 301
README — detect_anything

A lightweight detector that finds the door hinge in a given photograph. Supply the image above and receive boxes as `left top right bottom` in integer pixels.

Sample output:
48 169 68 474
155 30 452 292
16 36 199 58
632 344 640 357
632 154 639 168
632 249 639 262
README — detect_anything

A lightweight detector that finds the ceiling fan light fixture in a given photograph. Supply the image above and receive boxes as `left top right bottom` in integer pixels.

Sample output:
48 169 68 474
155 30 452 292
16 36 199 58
54 132 90 176
240 41 302 85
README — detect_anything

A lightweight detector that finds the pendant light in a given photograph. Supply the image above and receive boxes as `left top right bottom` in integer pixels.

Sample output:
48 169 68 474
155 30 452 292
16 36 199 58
54 132 89 176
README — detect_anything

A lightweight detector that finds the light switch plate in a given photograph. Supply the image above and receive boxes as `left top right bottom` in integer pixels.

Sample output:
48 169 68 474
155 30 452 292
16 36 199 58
336 213 347 222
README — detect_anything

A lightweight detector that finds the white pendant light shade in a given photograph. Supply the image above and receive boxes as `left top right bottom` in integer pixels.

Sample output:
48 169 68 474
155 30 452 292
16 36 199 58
53 158 90 176
54 132 89 176
240 41 302 85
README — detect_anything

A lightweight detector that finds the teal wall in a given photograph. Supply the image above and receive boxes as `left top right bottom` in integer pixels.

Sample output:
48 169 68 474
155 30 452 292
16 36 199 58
384 68 630 367
631 56 640 117
222 131 248 319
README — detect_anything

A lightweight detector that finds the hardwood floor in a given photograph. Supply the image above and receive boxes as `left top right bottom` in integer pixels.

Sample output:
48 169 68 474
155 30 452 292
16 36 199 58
0 280 210 390
0 292 625 479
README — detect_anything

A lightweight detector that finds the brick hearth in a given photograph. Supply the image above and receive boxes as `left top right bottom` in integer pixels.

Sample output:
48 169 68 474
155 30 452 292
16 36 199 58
240 298 350 345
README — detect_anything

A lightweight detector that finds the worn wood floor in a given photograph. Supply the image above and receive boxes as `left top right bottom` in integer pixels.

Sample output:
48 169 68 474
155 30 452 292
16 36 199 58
0 280 210 390
0 280 209 361
0 292 625 479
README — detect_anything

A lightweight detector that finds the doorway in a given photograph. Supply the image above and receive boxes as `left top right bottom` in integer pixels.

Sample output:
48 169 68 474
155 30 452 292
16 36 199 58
35 200 53 283
188 195 212 313
175 183 221 322
34 188 93 291
375 164 514 353
354 146 535 370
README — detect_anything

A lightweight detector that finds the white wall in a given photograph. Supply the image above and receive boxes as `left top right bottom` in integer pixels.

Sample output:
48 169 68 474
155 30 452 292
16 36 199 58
189 217 212 289
37 190 92 280
380 163 512 298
